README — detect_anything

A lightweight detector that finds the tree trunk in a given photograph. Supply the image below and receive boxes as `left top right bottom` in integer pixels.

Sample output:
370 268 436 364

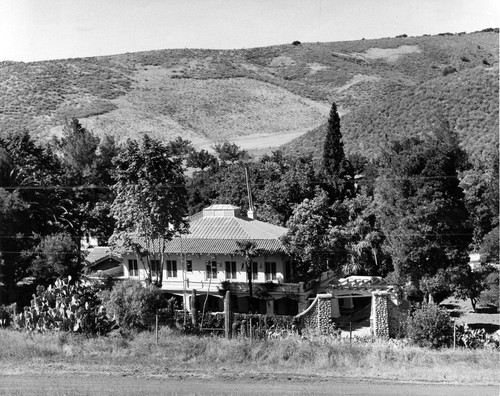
470 296 477 312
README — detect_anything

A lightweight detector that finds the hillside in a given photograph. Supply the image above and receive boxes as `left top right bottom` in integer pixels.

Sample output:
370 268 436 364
0 30 498 159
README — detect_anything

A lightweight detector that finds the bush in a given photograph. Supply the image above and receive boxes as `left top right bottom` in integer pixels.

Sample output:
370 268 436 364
14 276 115 335
406 303 453 348
105 280 164 330
442 66 457 76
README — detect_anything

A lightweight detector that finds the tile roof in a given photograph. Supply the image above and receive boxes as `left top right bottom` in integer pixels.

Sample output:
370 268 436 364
85 247 121 266
130 206 289 255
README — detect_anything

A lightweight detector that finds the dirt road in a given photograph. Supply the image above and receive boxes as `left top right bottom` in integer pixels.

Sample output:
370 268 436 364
0 373 497 396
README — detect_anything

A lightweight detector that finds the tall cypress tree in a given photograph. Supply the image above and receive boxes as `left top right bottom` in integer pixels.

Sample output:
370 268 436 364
322 102 354 200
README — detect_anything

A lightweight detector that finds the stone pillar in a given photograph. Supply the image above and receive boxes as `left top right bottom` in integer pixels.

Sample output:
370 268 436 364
317 294 336 335
371 291 389 338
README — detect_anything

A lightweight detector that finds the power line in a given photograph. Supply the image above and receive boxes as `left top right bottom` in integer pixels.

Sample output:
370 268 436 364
0 174 466 190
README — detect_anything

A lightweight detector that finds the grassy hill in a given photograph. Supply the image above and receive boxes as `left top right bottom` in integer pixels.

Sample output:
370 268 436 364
0 30 497 159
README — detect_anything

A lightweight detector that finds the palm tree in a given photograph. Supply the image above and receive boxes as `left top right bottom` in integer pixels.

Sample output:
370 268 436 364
235 240 259 312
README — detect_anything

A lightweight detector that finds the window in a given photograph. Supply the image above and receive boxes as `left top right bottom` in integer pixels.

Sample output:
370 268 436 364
128 259 138 277
151 259 161 278
247 261 258 281
225 261 236 279
186 260 192 272
166 260 177 278
206 261 217 279
265 262 277 281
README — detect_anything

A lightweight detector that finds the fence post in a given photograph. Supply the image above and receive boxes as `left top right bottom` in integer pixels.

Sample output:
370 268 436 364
453 320 456 349
349 322 352 344
155 311 159 345
224 290 232 339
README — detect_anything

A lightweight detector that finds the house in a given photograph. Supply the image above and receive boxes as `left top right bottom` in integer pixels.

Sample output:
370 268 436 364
85 247 123 278
120 204 311 315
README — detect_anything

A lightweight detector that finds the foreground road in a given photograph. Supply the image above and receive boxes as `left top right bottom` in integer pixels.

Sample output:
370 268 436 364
0 374 497 396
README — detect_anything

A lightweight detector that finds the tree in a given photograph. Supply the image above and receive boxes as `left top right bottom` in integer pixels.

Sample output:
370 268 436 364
281 189 349 280
110 135 188 286
30 232 81 284
373 125 471 298
235 240 260 312
213 140 249 163
461 151 499 251
322 103 355 200
448 264 491 311
186 149 217 171
0 132 65 303
54 119 117 260
342 196 391 276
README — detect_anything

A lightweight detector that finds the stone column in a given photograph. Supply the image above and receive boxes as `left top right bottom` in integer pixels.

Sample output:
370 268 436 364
317 294 336 335
371 291 389 338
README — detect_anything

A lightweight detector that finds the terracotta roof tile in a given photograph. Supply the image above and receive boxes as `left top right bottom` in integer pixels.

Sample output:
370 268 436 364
130 207 289 255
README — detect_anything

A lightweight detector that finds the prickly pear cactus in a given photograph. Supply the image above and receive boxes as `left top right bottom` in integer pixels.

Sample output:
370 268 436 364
15 276 117 335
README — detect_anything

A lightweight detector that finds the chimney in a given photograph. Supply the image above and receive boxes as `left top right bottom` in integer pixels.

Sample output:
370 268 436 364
244 164 256 219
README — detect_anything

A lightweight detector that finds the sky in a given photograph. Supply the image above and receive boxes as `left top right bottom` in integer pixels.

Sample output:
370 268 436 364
0 0 499 62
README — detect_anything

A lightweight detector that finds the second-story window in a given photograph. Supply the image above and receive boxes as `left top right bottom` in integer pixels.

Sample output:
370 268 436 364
225 261 236 279
265 262 277 281
206 260 217 279
186 260 193 272
166 260 177 278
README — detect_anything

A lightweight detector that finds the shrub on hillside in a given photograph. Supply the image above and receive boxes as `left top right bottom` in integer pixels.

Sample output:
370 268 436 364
442 66 457 76
104 280 164 330
406 303 453 348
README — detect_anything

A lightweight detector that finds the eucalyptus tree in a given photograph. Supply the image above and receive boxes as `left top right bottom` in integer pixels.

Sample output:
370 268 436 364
110 135 188 286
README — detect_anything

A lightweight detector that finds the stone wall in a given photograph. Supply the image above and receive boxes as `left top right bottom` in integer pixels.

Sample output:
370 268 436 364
296 294 336 335
317 295 336 335
297 291 406 338
371 292 389 338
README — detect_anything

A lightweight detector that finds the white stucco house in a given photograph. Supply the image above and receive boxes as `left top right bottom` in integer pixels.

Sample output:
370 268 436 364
119 204 310 315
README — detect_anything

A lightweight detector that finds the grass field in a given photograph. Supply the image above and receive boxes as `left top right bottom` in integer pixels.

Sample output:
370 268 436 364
0 328 498 385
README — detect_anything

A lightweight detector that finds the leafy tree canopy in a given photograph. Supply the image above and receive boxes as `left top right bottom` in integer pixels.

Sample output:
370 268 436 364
110 135 188 286
373 125 471 295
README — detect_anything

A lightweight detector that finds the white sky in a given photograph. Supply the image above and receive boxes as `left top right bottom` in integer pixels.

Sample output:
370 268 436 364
0 0 499 62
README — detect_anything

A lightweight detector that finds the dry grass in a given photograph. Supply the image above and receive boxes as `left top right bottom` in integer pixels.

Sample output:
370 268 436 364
0 328 498 384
